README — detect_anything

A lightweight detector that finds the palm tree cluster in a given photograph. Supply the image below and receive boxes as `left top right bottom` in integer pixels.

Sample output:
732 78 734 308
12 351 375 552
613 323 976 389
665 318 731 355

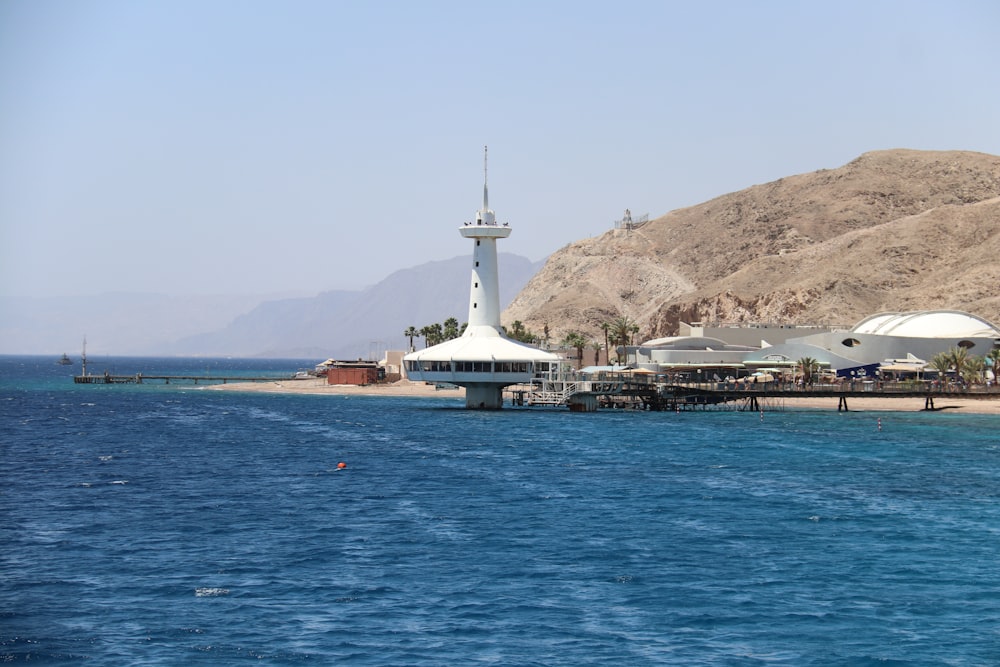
404 318 546 350
598 315 641 365
930 346 1000 384
504 320 541 344
561 332 588 368
559 315 644 369
404 318 465 350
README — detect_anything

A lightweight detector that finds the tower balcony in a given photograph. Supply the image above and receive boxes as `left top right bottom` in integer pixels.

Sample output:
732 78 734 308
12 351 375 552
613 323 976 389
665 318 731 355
460 224 511 239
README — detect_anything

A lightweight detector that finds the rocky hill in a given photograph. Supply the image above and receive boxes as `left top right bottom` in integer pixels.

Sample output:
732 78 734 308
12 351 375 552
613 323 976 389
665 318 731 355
503 149 1000 343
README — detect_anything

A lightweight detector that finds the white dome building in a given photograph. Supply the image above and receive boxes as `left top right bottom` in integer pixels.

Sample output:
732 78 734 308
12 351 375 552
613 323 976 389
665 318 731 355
851 310 1000 339
741 310 1000 376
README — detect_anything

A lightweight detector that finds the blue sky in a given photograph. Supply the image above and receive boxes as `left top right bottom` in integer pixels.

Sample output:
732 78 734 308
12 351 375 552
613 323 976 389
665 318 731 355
2 0 998 298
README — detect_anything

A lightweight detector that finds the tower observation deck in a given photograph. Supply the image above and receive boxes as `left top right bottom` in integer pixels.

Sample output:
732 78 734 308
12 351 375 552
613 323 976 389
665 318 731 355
403 148 559 409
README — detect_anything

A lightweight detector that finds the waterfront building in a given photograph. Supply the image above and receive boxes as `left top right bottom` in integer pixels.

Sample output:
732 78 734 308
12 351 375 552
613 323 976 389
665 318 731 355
744 310 1000 377
627 310 1000 379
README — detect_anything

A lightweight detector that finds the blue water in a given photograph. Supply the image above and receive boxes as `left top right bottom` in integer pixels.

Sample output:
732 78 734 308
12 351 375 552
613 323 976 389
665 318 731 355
3 355 1000 665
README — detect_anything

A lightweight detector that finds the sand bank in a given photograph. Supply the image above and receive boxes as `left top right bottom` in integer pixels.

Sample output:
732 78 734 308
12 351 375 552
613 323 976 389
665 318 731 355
205 378 464 398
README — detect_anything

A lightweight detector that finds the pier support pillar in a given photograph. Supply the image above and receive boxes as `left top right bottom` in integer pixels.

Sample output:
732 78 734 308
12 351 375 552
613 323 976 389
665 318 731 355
838 396 849 412
465 384 504 410
567 394 599 412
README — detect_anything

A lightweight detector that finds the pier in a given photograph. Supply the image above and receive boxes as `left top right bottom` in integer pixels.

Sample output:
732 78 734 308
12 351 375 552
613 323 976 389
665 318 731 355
74 372 294 385
508 373 1000 412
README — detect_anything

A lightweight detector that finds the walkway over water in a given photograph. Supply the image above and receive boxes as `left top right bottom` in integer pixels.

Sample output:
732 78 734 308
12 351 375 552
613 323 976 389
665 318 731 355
512 374 1000 412
74 373 293 385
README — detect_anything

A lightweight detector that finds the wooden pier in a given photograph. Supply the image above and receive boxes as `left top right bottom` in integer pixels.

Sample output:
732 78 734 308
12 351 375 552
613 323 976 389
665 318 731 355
74 373 294 385
646 384 963 412
511 375 1000 412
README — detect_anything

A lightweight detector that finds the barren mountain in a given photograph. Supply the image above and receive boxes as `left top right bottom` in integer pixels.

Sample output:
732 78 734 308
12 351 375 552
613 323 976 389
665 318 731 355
503 149 1000 343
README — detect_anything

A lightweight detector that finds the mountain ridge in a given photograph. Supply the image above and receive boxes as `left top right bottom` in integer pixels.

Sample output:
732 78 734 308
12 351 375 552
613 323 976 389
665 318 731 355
0 253 543 357
503 149 1000 343
166 252 543 358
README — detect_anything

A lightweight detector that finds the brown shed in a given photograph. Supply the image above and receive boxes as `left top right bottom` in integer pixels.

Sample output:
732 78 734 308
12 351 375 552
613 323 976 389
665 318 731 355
326 362 380 385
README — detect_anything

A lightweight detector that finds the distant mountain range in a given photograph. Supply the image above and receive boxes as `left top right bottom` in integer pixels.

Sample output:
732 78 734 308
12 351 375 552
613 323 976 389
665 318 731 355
162 253 543 358
0 253 544 358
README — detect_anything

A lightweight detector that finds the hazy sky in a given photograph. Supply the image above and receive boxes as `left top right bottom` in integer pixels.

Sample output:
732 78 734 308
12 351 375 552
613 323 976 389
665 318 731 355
2 1 998 299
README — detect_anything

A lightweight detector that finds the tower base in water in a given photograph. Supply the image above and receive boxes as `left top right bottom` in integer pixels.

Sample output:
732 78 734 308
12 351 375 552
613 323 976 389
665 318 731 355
464 384 504 410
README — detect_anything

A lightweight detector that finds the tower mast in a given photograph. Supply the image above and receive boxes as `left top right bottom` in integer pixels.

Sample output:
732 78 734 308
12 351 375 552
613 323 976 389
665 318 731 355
464 145 506 329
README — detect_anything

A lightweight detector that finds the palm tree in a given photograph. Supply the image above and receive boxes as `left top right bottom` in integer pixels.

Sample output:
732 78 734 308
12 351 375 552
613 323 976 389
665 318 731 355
591 340 601 366
947 346 970 382
503 320 538 343
797 357 819 385
427 323 443 346
419 323 444 347
987 348 1000 385
610 315 636 349
606 316 642 365
403 326 418 352
600 322 611 362
562 332 587 369
963 356 986 385
418 325 432 348
929 352 952 382
443 317 460 340
508 320 527 342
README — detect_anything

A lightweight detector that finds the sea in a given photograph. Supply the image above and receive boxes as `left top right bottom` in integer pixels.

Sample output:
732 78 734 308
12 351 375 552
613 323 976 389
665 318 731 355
2 355 999 665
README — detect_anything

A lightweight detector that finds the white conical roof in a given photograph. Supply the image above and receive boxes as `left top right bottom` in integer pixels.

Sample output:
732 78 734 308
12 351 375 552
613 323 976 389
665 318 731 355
405 326 559 363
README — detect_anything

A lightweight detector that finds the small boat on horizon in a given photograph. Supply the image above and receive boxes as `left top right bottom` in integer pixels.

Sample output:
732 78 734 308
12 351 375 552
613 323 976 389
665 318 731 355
57 353 73 365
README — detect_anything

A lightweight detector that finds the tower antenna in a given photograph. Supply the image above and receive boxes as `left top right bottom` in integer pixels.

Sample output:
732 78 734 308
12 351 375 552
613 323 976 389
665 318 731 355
483 145 489 210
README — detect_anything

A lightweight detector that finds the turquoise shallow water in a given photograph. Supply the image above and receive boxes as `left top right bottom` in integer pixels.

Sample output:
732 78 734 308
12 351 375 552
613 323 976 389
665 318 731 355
2 356 1000 664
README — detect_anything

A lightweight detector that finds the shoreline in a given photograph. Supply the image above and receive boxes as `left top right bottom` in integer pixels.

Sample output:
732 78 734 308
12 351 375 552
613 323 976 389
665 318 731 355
204 378 465 398
204 378 1000 414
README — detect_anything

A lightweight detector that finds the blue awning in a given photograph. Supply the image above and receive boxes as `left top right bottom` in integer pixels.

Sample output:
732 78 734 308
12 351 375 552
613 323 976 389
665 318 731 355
836 363 880 378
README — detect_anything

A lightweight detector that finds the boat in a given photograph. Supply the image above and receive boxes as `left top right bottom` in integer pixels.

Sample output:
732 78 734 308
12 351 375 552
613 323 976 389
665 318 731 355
57 353 73 365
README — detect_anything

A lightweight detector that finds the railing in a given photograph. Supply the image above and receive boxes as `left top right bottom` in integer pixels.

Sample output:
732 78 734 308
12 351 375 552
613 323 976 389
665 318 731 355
613 213 649 231
515 372 1000 408
526 380 583 405
664 380 1000 397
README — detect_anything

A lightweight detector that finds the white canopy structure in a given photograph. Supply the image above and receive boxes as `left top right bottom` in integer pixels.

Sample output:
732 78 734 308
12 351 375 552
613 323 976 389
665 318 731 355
852 310 1000 338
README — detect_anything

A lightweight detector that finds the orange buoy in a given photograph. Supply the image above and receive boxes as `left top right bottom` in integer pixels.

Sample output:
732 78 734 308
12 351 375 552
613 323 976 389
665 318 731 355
337 462 347 469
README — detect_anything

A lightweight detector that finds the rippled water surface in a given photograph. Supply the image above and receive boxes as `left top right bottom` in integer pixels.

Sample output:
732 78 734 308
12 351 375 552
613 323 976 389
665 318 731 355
3 356 1000 664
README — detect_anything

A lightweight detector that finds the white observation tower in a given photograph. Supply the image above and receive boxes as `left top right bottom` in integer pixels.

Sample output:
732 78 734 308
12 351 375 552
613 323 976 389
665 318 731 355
404 147 560 409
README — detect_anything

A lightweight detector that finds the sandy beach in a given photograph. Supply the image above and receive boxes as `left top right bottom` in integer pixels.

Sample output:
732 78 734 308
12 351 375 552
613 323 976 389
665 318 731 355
204 378 1000 414
763 395 1000 415
206 378 465 398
